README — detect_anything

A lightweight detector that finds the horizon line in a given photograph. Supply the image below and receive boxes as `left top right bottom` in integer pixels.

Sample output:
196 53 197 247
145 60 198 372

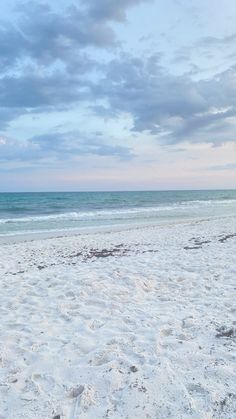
0 187 236 194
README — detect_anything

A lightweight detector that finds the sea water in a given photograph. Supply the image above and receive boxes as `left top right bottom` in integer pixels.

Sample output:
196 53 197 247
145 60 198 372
0 190 235 237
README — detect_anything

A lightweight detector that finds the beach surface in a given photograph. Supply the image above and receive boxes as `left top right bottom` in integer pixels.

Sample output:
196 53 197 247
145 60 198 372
0 217 235 418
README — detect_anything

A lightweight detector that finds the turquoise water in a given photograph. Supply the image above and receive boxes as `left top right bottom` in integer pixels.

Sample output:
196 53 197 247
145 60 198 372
0 190 235 236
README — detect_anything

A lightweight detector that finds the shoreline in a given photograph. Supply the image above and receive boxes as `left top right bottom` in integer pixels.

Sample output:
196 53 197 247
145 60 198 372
0 214 235 245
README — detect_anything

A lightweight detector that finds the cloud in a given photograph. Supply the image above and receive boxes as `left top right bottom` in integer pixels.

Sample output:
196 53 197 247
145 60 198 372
0 1 150 130
85 0 151 21
0 71 90 109
0 131 134 165
196 33 236 49
174 31 236 69
207 162 236 171
0 136 6 144
91 54 236 146
30 132 134 160
0 1 236 152
0 0 151 73
0 107 26 130
0 22 27 70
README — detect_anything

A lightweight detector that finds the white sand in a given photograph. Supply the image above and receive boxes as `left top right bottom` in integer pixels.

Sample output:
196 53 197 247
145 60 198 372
0 217 235 418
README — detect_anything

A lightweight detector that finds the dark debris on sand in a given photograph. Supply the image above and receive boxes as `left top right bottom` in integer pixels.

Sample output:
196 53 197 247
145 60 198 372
184 232 236 250
218 233 236 243
216 326 236 339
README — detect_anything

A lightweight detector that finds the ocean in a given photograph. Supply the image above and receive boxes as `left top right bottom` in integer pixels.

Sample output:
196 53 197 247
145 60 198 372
0 190 235 237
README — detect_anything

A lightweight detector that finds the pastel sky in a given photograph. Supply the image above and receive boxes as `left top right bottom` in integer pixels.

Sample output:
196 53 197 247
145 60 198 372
0 0 236 191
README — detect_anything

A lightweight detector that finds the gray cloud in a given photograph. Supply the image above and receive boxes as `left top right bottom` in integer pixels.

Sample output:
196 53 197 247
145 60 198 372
207 162 236 171
0 131 134 163
0 71 90 109
0 22 27 70
91 54 236 145
0 1 150 131
173 31 236 69
0 1 236 151
85 0 151 21
196 33 236 49
30 132 134 160
0 0 151 73
0 107 26 130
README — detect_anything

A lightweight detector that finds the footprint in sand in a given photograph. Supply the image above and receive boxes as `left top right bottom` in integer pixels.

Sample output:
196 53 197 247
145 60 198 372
65 291 76 299
90 350 111 366
31 373 55 393
187 383 209 396
68 385 84 398
89 319 104 330
69 384 96 417
161 328 173 336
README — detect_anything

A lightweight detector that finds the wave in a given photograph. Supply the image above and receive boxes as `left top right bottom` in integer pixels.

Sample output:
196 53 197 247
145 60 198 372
0 198 235 224
0 207 177 224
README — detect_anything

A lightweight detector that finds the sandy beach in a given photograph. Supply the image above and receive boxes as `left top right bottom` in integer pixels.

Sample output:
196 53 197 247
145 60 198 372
0 217 235 418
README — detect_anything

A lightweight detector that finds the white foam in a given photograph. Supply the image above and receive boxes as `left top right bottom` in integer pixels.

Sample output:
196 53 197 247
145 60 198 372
0 198 235 225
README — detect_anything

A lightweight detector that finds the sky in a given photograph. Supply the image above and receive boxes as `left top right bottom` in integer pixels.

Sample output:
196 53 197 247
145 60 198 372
0 0 236 191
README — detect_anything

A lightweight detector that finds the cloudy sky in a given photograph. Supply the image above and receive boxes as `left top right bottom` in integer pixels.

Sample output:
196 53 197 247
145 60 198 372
0 0 236 191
